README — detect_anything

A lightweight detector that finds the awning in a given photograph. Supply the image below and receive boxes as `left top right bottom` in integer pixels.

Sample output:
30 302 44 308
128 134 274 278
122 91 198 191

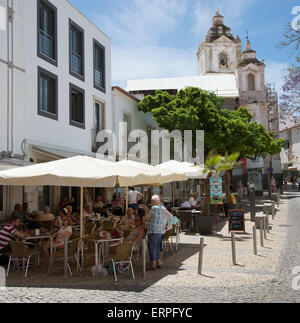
30 145 84 162
0 158 34 171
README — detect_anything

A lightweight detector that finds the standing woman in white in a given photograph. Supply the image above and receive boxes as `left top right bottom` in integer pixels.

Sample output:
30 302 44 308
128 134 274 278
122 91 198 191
128 187 144 213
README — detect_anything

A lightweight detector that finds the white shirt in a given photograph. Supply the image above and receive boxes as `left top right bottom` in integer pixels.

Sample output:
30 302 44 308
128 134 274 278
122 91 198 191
56 226 72 245
160 205 173 233
188 197 197 207
181 201 191 209
128 190 138 204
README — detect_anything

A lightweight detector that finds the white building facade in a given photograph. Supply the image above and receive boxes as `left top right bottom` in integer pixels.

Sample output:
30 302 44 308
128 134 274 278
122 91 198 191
280 124 300 177
0 0 112 220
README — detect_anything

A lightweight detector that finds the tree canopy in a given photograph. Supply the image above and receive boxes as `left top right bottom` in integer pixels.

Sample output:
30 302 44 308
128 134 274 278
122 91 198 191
138 87 285 159
280 63 300 113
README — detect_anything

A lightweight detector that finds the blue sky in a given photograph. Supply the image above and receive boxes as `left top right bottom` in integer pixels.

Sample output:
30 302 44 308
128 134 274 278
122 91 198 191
70 0 298 92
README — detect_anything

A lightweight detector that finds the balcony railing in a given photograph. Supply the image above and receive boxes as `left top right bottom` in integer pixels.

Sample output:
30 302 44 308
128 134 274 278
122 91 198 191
39 30 54 58
71 51 82 75
94 68 104 89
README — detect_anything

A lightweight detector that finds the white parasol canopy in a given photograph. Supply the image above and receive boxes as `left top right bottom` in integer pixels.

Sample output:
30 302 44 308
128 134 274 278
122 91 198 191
117 159 188 185
157 160 206 180
0 156 170 188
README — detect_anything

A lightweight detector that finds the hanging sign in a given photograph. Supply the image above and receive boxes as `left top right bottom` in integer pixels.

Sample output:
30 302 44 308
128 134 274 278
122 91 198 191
210 176 223 205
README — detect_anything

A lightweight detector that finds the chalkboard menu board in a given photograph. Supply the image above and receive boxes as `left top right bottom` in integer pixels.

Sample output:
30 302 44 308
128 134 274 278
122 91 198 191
228 210 245 233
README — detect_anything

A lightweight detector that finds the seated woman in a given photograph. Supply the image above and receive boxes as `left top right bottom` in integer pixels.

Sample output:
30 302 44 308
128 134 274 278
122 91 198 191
125 213 145 246
94 195 104 214
119 208 134 233
40 216 72 266
83 204 94 220
65 205 80 225
53 208 68 229
112 194 124 208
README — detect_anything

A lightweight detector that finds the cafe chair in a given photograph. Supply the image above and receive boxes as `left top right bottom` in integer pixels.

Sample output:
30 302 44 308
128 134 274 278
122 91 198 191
101 218 119 234
6 241 39 278
48 238 82 276
163 228 175 255
103 241 137 283
40 221 53 231
170 224 180 251
84 222 96 235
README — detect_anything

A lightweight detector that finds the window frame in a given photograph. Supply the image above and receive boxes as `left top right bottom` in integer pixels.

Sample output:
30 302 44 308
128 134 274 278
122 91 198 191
37 0 58 66
93 39 106 93
37 66 58 121
248 73 256 91
69 83 85 129
69 19 85 82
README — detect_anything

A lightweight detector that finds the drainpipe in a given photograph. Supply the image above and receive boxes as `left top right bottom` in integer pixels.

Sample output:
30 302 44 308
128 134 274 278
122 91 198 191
10 0 14 153
6 0 9 152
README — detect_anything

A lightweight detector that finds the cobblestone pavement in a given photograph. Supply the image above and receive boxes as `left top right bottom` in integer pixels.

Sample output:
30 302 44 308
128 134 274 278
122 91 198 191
0 191 300 303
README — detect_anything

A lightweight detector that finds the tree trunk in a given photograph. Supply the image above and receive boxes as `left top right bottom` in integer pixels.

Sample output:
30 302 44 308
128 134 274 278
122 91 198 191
203 174 211 216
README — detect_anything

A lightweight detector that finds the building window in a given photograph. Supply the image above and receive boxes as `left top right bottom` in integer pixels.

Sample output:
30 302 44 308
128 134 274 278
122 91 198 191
93 39 106 92
219 53 228 68
248 73 255 91
38 67 58 120
94 101 104 133
286 140 290 150
70 83 85 129
69 19 85 81
92 101 105 152
37 0 57 65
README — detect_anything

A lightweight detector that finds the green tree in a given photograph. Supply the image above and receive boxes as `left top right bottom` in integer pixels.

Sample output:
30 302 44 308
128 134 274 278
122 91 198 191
139 87 285 201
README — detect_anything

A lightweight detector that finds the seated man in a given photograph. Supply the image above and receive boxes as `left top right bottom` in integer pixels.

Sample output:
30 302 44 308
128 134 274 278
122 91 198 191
38 206 55 222
94 195 104 214
0 215 26 254
180 200 192 209
28 211 41 231
188 193 198 208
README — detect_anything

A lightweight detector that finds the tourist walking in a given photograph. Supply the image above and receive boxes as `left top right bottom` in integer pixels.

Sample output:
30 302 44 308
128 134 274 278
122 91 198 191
237 179 244 202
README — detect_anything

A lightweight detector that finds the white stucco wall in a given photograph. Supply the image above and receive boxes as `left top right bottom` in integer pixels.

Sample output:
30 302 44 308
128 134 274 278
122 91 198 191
281 127 300 170
0 0 112 157
112 88 157 161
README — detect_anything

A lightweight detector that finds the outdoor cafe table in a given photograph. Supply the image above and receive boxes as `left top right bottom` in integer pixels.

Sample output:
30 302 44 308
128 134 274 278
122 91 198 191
24 234 53 265
83 236 123 266
176 210 202 233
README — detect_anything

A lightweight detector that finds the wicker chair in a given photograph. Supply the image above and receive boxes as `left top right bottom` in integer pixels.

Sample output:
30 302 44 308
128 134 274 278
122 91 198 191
103 241 136 283
163 228 175 255
84 222 96 235
40 221 53 231
6 241 39 278
48 238 81 276
101 218 119 233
